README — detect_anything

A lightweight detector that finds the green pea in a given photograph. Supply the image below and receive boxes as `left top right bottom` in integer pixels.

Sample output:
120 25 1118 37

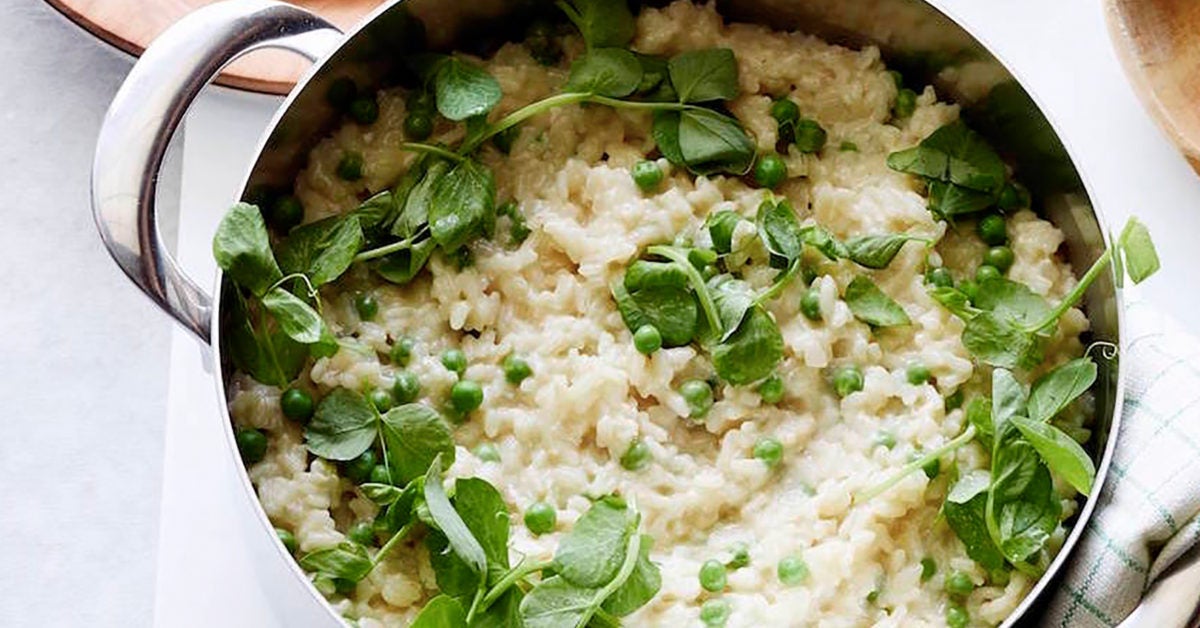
977 214 1008 246
906 363 932 385
839 141 859 152
922 456 941 479
369 464 392 485
887 69 904 89
526 19 562 66
920 556 937 582
945 570 975 597
344 450 377 484
354 293 378 320
777 555 810 586
874 431 896 449
700 598 732 626
984 246 1015 274
726 542 750 569
800 287 823 321
997 182 1029 211
753 437 784 467
349 96 379 125
390 336 414 366
866 588 881 604
333 578 357 595
336 151 364 181
990 568 1011 587
392 371 420 403
473 442 501 463
770 98 800 128
926 267 954 289
680 379 714 418
504 354 533 385
959 280 979 302
699 559 727 592
832 366 864 398
492 124 520 154
325 77 356 110
753 153 787 189
633 324 663 355
524 501 557 535
450 380 484 413
946 604 970 628
347 521 375 546
893 88 917 119
441 348 467 375
270 195 304 232
368 388 393 412
758 375 785 404
620 439 652 471
235 428 268 463
793 119 827 153
632 160 664 192
975 264 1002 283
944 390 964 412
276 528 298 554
689 247 718 269
403 111 433 141
280 387 314 423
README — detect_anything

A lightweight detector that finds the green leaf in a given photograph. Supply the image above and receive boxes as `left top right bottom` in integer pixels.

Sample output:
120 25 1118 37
927 180 995 218
706 210 742 254
554 497 637 588
224 289 306 386
966 396 994 452
411 595 468 628
611 280 698 348
426 530 480 600
261 287 325 345
651 111 684 165
991 369 1028 444
1012 417 1095 495
276 215 364 286
380 404 456 485
962 312 1041 370
392 158 442 239
973 277 1052 329
452 478 512 576
667 48 739 103
844 234 921 269
1027 357 1097 423
373 238 436 285
887 120 1006 194
380 479 422 533
518 575 596 628
756 199 804 262
676 109 755 175
565 48 642 98
997 462 1060 564
304 388 377 461
990 440 1040 503
557 0 636 48
213 203 282 296
429 159 496 253
634 53 674 101
798 224 849 260
943 471 1005 572
844 276 911 327
1119 217 1160 284
929 286 980 320
623 260 690 292
473 588 524 628
435 58 502 121
298 542 372 582
708 275 756 343
711 305 784 385
600 534 661 616
349 191 396 232
424 456 489 579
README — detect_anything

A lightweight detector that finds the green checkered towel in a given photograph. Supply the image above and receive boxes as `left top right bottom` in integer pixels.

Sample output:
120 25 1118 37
1046 296 1200 626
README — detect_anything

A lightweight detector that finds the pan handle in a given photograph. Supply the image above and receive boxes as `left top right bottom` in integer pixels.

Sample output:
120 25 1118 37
91 0 342 345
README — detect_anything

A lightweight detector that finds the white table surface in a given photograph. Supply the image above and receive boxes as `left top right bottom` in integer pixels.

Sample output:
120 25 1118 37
4 0 1200 626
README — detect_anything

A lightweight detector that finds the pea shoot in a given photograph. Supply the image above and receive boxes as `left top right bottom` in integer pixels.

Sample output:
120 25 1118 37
753 153 787 189
368 388 393 412
800 287 822 321
832 365 864 398
906 363 932 385
680 379 714 418
391 371 420 403
354 293 378 320
983 245 1014 274
336 151 364 181
777 555 810 586
700 599 732 626
235 427 268 463
276 528 298 554
922 456 941 479
280 387 314 423
441 348 467 375
753 437 783 468
632 160 664 192
699 559 727 592
473 442 501 463
793 119 827 153
620 438 652 471
450 380 484 414
390 336 414 366
269 195 304 232
347 521 375 546
503 354 533 385
344 450 377 484
758 374 784 404
977 214 1007 246
524 501 557 536
944 390 964 412
492 124 520 154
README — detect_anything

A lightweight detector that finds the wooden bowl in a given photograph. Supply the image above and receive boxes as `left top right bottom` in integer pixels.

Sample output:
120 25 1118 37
1107 0 1200 172
46 0 383 94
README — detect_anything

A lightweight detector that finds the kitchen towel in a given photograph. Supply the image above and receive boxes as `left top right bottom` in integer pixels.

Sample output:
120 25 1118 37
1047 295 1200 626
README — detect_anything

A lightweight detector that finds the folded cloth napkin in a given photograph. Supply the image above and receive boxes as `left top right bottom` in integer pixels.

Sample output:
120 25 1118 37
1046 295 1200 626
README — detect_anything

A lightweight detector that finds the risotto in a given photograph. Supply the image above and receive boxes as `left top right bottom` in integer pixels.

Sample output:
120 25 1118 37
218 2 1109 626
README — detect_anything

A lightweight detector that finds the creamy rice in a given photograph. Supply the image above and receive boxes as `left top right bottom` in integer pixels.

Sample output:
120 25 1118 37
229 2 1088 626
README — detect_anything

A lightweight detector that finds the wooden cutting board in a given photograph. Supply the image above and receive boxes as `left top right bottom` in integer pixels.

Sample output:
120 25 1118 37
46 0 382 94
1107 0 1200 173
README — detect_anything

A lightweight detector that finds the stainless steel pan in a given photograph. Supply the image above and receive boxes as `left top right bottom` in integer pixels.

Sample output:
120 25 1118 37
90 0 1153 624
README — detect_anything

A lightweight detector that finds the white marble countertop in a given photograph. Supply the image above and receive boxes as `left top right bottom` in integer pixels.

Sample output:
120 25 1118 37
4 0 1200 626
